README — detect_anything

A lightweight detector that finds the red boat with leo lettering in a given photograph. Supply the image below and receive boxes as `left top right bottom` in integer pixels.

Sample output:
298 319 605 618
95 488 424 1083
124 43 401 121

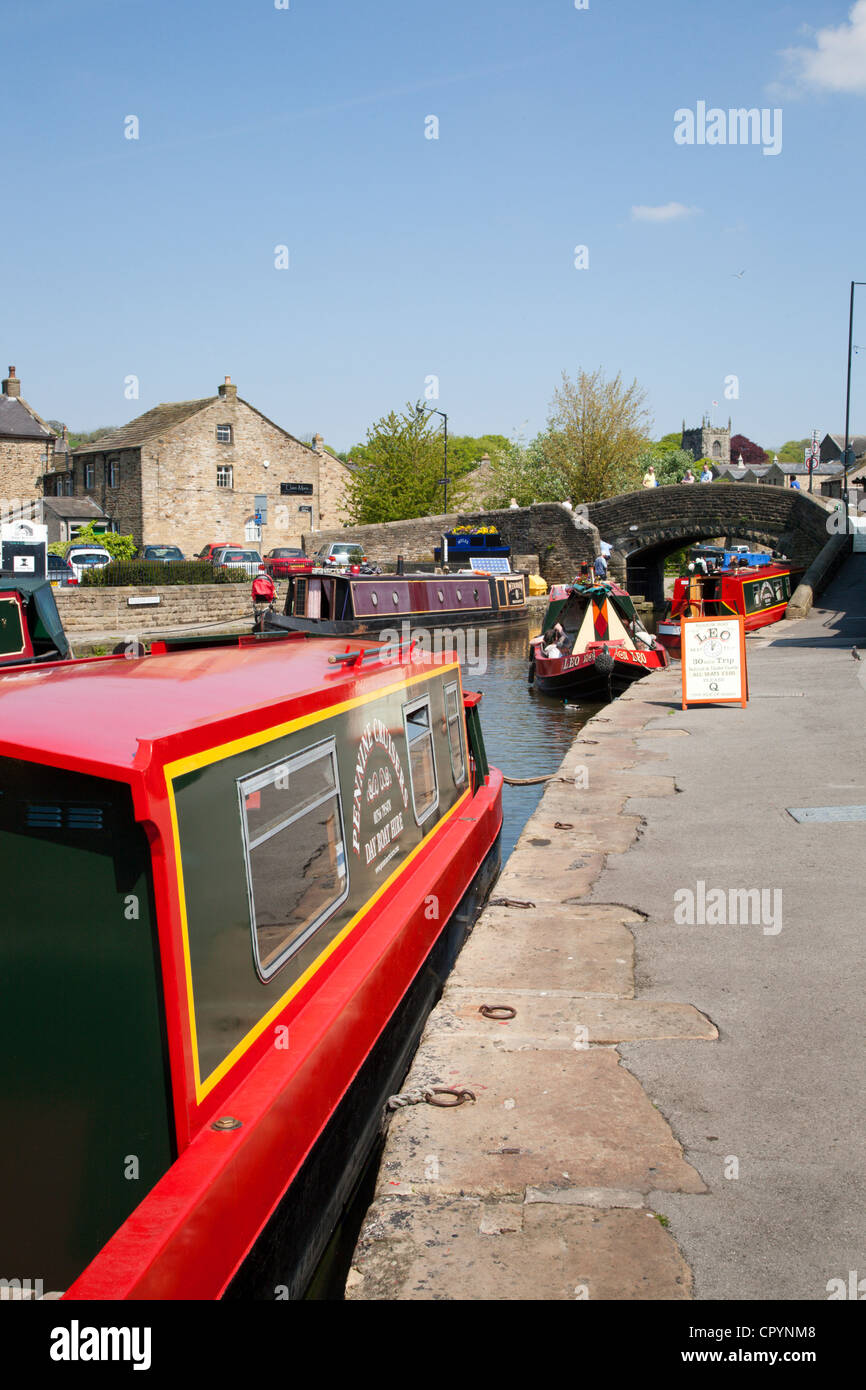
529 578 669 702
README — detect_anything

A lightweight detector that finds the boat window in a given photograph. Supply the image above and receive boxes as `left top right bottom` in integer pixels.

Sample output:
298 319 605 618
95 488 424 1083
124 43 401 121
437 589 445 603
371 591 379 606
456 589 462 601
238 739 349 983
402 696 439 825
444 682 465 786
392 591 399 605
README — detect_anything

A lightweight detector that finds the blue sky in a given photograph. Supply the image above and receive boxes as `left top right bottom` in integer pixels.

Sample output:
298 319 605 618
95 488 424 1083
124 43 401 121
4 0 866 452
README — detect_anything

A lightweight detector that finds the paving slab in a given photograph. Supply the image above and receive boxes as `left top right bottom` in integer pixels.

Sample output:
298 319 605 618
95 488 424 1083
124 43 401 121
449 904 636 996
432 989 718 1047
347 1196 692 1301
377 1042 706 1197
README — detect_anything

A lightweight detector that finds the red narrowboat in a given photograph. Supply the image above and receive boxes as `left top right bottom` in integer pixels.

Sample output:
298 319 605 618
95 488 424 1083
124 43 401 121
529 578 669 702
0 630 502 1299
657 560 805 657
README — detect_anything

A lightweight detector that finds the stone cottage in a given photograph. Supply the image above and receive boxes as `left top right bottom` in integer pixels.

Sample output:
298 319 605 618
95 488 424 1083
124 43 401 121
0 367 57 518
44 378 352 552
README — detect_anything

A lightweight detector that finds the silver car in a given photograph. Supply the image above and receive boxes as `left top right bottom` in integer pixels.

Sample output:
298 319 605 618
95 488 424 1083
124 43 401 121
211 547 266 578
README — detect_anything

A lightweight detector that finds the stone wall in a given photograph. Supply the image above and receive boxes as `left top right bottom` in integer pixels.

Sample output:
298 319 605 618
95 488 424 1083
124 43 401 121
55 584 255 635
310 504 598 582
0 437 47 511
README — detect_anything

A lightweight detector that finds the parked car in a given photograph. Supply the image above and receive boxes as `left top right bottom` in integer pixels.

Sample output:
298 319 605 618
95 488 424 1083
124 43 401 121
46 553 78 588
211 547 267 578
198 541 242 563
262 547 313 579
63 544 112 582
314 542 367 568
139 544 186 563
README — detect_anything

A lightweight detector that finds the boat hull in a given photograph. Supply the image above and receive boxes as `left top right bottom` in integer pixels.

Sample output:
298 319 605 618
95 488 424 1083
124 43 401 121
225 835 501 1300
532 647 668 701
264 606 527 639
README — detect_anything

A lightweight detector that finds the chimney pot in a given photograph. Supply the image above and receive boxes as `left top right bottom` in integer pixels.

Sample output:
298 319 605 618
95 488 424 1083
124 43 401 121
313 432 324 453
2 366 21 397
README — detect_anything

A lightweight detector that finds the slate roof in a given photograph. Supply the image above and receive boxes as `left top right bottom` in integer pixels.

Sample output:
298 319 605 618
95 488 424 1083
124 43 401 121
0 395 54 440
41 497 109 520
71 399 214 455
822 434 866 457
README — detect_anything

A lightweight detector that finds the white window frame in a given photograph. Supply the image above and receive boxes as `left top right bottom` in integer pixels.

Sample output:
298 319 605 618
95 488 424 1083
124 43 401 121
216 424 233 444
108 457 119 488
216 464 233 490
444 681 466 786
84 462 95 490
238 738 349 982
401 694 439 827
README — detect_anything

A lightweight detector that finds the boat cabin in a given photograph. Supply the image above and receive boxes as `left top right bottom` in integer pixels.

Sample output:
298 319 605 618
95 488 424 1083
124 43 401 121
272 568 527 636
0 633 502 1299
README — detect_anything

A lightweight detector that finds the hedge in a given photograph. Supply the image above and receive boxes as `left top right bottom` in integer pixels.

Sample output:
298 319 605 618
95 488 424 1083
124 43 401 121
81 560 252 587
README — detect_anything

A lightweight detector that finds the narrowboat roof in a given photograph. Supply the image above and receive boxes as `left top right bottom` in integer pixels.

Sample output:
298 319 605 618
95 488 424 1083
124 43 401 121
0 637 453 777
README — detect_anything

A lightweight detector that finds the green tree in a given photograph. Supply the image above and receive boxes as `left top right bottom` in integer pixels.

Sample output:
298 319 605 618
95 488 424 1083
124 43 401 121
542 368 653 501
482 433 570 508
341 403 469 524
775 438 810 463
636 446 695 486
65 522 137 560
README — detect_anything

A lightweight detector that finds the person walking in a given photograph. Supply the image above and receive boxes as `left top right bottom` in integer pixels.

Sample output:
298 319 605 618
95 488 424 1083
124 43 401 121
593 552 608 580
642 464 658 488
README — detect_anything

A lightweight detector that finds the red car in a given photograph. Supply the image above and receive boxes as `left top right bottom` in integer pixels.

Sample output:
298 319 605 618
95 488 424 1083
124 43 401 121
262 547 313 579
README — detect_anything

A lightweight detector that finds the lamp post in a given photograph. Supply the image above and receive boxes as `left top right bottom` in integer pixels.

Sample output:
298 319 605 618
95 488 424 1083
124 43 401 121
842 281 866 533
415 401 449 514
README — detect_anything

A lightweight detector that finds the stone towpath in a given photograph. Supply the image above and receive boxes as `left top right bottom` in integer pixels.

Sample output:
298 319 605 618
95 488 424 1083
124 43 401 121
346 556 866 1301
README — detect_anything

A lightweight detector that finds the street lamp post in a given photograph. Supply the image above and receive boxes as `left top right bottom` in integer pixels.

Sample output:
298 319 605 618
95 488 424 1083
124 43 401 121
415 401 449 514
842 281 866 533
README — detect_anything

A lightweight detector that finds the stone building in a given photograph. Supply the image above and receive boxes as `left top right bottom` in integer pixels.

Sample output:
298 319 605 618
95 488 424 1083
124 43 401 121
43 378 351 551
0 367 57 517
681 416 731 466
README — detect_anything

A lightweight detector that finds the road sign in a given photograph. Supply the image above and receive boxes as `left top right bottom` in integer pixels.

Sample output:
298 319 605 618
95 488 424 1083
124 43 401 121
681 615 748 709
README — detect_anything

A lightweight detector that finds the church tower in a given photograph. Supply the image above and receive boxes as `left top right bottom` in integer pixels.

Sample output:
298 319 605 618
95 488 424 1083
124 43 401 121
681 415 731 465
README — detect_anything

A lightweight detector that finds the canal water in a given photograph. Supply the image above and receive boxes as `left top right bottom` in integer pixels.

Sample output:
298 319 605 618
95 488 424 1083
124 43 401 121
306 616 599 1299
465 617 599 860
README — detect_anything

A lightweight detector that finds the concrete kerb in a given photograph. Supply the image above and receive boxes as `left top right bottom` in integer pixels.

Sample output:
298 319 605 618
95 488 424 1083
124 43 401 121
346 666 716 1301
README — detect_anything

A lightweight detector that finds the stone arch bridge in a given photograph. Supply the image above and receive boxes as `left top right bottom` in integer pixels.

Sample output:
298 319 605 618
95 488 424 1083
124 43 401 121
586 483 832 606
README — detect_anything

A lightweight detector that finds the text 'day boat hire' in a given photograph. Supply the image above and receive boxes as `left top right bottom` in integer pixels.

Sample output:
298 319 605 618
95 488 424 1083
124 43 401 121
0 630 501 1299
656 558 805 657
529 578 669 702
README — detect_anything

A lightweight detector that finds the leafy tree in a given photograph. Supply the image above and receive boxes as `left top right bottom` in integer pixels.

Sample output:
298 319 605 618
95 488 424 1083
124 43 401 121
482 434 570 508
729 433 768 466
341 403 469 524
446 434 510 472
775 438 810 463
66 521 137 560
542 368 653 501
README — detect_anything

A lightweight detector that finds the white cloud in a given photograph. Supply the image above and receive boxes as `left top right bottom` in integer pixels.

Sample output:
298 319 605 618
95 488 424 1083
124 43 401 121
630 202 699 223
781 1 866 94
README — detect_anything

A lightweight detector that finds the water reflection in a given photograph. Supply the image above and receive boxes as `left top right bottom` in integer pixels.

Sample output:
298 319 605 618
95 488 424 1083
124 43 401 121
468 620 599 862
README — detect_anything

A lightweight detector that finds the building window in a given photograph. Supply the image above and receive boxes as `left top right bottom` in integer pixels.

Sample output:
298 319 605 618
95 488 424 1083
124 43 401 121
55 478 63 496
65 475 74 497
108 457 119 487
444 682 466 786
712 440 722 458
245 516 261 543
239 739 349 982
85 462 95 490
402 695 439 826
217 465 233 489
216 424 233 444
